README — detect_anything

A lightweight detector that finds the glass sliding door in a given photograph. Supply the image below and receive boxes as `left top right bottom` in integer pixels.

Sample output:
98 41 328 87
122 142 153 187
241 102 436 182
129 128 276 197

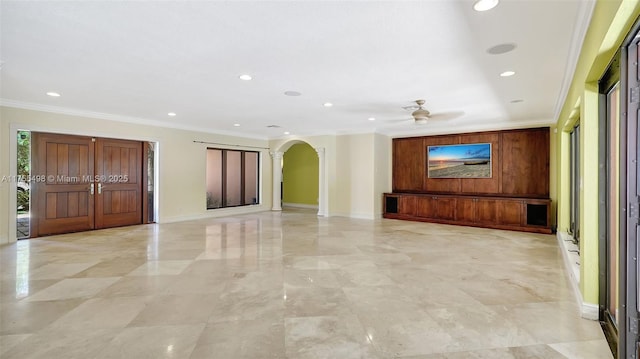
621 25 640 359
569 124 580 243
599 53 621 356
606 81 620 335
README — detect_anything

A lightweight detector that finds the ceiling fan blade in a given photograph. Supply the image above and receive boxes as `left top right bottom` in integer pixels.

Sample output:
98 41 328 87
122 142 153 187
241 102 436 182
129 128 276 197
385 118 413 123
428 111 465 121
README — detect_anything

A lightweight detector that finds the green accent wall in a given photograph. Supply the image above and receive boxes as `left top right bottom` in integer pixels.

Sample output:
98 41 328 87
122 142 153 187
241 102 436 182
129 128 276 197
555 0 640 305
283 143 319 205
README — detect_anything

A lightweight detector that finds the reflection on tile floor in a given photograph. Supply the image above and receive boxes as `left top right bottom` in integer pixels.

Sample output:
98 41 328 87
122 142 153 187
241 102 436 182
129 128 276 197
0 209 613 358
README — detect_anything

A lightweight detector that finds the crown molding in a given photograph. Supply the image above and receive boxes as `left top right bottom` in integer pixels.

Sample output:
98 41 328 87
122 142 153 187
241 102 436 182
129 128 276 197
0 99 269 141
552 0 596 120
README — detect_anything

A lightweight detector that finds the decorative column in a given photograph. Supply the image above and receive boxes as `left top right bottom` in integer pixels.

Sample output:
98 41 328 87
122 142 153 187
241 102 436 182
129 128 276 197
315 147 328 217
270 151 283 211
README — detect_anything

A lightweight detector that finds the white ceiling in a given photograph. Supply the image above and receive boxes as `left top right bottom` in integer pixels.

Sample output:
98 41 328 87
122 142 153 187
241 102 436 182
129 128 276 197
0 0 594 140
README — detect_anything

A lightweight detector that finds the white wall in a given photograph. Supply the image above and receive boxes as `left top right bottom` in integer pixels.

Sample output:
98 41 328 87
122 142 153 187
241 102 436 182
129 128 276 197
335 133 376 219
373 133 392 217
0 106 272 244
270 132 392 220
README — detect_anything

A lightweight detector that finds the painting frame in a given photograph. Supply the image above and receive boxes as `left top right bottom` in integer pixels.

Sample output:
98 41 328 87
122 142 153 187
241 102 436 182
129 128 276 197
427 143 492 179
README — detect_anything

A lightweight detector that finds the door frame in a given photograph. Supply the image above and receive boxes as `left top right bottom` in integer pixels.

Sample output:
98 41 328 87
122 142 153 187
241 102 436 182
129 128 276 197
618 17 640 359
7 123 159 242
598 50 621 356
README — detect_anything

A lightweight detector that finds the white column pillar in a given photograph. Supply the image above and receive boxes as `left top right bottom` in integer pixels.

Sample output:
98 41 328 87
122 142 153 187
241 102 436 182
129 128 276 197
315 147 328 217
270 151 283 211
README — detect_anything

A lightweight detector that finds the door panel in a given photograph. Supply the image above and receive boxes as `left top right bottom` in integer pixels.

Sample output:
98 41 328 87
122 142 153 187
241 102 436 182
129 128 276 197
95 138 143 229
31 133 95 236
497 200 523 226
623 31 640 359
476 199 497 224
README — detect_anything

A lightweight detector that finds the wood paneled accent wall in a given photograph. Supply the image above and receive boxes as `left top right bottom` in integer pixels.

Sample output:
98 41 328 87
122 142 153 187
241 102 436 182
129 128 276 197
392 127 549 198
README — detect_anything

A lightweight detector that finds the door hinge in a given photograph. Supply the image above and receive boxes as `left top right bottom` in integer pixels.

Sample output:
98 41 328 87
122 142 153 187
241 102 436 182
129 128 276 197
631 86 640 104
630 317 639 335
630 198 640 219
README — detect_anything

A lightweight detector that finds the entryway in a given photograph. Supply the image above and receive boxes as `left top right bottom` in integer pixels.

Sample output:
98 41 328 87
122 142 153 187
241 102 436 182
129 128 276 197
27 132 152 237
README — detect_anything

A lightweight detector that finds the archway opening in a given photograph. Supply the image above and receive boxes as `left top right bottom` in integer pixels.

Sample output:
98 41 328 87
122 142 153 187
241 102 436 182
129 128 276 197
282 143 319 210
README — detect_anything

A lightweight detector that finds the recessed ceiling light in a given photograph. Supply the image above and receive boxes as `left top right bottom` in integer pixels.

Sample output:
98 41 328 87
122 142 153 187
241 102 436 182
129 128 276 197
368 117 376 121
487 43 517 55
284 131 290 135
239 74 252 81
284 91 301 97
473 0 499 12
46 92 61 97
323 102 333 107
167 112 176 116
500 71 516 77
510 99 524 103
233 123 240 127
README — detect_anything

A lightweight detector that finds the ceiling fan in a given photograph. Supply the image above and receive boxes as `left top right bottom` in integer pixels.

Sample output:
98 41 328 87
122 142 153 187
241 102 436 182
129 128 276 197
397 99 463 125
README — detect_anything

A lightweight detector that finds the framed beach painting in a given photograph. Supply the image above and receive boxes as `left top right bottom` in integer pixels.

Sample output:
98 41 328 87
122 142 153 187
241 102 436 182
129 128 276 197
427 143 492 178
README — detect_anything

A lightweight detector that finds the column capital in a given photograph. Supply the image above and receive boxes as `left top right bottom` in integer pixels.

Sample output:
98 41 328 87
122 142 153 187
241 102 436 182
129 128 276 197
269 151 284 159
314 147 325 157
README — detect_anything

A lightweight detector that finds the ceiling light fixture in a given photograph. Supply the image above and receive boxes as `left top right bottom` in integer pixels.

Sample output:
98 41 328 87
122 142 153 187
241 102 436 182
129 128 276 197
167 112 176 116
473 0 499 12
284 91 301 97
368 117 376 121
239 74 252 81
46 92 61 97
500 71 516 77
284 131 290 135
233 123 240 127
323 102 333 107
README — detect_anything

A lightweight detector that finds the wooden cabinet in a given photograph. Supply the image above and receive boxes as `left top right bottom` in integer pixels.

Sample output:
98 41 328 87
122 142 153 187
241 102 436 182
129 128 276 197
497 199 523 226
455 197 476 223
392 127 549 198
416 196 455 220
398 195 416 216
383 193 552 234
392 138 424 192
476 198 498 225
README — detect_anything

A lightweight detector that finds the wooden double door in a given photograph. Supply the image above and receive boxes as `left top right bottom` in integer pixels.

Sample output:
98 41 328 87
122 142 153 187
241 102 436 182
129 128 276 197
31 132 144 237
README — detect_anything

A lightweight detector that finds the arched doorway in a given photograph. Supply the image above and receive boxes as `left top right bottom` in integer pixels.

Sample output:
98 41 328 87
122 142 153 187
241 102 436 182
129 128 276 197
282 143 318 209
271 140 328 216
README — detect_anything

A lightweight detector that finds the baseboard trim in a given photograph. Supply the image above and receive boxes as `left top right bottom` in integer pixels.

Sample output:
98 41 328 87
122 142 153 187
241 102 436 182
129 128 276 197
330 211 375 220
282 202 318 210
160 205 269 223
556 231 599 320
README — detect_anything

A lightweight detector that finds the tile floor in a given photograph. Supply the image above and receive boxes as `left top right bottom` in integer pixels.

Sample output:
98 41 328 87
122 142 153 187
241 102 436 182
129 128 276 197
0 209 613 358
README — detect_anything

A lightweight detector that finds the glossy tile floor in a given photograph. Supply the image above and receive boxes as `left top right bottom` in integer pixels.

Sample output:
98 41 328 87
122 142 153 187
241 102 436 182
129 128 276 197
0 209 612 358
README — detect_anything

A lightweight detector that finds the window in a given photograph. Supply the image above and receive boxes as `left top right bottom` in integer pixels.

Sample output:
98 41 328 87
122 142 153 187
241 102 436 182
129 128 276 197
206 148 259 209
569 124 580 244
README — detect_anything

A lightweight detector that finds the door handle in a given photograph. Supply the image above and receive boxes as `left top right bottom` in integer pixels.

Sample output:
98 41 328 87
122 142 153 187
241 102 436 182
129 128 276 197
98 182 103 194
90 183 94 195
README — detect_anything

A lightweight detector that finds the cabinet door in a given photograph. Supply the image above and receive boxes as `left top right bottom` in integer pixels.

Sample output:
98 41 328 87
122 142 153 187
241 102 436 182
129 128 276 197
456 198 476 223
399 196 416 215
476 199 498 224
393 138 425 191
416 196 437 218
436 197 456 220
497 200 523 226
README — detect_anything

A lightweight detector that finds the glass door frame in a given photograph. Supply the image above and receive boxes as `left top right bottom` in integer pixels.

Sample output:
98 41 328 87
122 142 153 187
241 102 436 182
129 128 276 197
598 51 621 357
620 20 640 359
569 123 580 243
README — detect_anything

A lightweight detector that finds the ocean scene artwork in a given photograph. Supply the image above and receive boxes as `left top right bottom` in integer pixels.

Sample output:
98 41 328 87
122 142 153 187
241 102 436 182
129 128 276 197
427 143 492 178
